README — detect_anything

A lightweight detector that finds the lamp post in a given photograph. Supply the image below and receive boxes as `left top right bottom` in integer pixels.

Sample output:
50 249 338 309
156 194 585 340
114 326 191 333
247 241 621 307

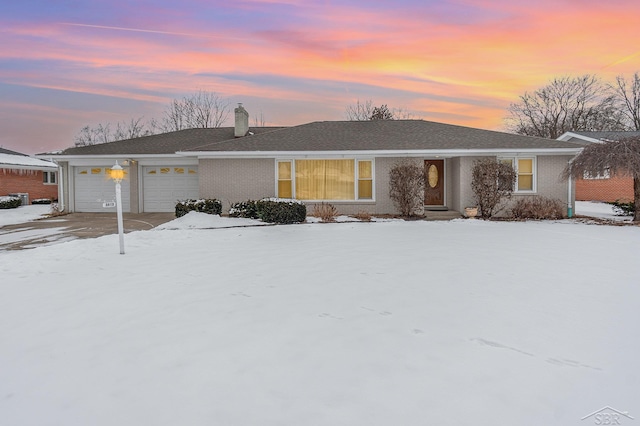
110 161 125 254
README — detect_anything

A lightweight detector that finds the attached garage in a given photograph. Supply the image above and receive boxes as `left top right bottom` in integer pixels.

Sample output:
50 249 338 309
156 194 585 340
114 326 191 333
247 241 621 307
142 166 199 212
74 166 131 212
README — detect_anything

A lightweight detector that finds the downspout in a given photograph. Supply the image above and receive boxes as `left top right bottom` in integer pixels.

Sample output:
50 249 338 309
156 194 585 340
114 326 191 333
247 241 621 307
567 158 574 218
57 163 65 212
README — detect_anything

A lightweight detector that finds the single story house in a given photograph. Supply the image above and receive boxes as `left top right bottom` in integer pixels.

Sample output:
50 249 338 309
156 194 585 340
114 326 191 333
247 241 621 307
42 105 582 216
1 147 58 204
557 131 639 203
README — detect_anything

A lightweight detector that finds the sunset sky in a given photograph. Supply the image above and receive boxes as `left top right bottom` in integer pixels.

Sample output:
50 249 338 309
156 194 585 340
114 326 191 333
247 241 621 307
2 0 640 154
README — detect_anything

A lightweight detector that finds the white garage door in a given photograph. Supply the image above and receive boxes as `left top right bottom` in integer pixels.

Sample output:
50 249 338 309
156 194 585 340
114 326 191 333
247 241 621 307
74 166 131 212
143 166 199 212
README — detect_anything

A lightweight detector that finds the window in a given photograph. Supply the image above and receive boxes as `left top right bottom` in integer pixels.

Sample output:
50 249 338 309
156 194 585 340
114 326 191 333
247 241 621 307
277 161 292 198
276 159 374 201
357 160 373 199
43 171 57 184
499 157 536 192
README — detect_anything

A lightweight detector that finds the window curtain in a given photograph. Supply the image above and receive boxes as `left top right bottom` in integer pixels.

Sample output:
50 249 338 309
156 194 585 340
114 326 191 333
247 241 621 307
295 160 355 200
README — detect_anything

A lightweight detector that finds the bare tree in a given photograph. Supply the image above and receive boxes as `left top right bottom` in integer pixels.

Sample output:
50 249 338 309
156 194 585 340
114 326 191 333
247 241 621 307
159 90 230 131
346 99 416 121
506 75 627 139
471 158 517 218
253 111 266 127
345 99 375 121
74 118 154 146
611 72 640 131
388 160 425 217
563 137 640 221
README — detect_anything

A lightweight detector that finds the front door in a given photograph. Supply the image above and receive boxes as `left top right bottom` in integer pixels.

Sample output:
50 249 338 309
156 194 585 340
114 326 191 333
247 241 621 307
424 159 445 207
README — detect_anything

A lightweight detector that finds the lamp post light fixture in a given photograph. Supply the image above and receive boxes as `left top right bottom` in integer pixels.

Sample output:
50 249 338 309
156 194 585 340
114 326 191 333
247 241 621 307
110 161 125 254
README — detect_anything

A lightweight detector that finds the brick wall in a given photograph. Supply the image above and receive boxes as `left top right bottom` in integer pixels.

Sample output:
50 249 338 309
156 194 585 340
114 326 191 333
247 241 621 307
0 169 58 202
575 176 634 202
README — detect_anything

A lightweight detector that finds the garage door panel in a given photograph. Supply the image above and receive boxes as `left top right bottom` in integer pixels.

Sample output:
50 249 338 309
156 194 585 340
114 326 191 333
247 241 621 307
74 167 130 212
143 166 199 212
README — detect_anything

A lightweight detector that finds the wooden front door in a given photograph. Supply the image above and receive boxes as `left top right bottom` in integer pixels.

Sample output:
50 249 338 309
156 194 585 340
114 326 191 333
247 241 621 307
424 159 445 206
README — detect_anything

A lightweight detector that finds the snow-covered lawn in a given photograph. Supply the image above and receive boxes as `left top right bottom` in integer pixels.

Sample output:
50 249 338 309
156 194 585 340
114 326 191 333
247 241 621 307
1 213 639 425
0 204 51 227
575 200 633 222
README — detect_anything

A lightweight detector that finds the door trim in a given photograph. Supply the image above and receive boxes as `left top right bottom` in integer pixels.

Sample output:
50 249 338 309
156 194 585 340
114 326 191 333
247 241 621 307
424 159 446 209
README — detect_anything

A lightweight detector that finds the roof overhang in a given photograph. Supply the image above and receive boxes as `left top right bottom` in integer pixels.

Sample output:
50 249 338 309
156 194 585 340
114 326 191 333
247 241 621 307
556 132 602 143
179 148 583 159
1 164 58 171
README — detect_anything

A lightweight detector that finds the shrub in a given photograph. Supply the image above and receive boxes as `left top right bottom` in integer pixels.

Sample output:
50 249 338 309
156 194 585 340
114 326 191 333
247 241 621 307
389 160 425 217
255 198 306 224
229 200 259 219
0 196 22 209
510 197 565 220
471 158 517 218
610 200 635 216
353 211 372 222
175 199 222 217
32 198 54 205
312 203 338 222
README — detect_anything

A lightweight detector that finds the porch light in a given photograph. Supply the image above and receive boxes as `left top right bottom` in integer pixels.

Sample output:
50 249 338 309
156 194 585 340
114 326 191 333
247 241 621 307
110 161 125 254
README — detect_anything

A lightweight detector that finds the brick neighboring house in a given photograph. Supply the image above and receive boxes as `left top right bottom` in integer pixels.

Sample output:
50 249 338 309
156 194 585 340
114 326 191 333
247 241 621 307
557 131 638 203
1 147 58 204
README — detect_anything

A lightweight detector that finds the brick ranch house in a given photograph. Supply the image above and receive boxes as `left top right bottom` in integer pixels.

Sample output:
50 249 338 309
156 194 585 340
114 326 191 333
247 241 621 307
42 105 583 216
557 131 639 203
1 147 58 204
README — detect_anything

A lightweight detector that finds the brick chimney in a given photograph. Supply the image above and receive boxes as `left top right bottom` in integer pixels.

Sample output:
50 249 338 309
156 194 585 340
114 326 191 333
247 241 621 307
234 103 249 137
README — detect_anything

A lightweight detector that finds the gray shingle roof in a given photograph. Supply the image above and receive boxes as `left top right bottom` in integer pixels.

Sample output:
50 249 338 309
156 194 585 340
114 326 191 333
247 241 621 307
51 120 581 157
0 147 27 156
55 127 284 155
185 120 581 152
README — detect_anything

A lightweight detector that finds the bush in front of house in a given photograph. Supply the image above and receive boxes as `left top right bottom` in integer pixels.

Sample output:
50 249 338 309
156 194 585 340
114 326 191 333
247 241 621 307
388 160 425 217
312 202 338 222
229 200 259 219
31 198 54 205
471 158 517 218
175 199 222 217
0 196 22 209
610 200 635 216
510 196 565 220
255 198 306 224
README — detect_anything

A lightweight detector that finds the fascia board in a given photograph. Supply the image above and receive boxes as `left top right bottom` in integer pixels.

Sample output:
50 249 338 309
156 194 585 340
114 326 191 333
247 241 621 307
181 148 583 159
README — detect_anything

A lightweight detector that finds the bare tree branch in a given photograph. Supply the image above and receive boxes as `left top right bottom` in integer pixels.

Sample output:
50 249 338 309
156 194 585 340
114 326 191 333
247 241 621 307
505 75 628 139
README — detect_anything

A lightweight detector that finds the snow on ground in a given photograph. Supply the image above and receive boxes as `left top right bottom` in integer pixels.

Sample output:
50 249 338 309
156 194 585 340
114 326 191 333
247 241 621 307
0 204 51 227
1 215 639 425
575 200 632 222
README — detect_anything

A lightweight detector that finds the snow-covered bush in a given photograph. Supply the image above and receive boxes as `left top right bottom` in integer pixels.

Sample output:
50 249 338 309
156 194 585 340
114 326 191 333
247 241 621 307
229 200 259 219
175 199 222 217
610 200 635 216
31 198 54 205
255 198 306 224
0 196 22 209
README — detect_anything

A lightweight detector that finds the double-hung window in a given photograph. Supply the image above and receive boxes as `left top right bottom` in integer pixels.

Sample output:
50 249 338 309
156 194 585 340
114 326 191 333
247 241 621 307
43 171 57 184
499 157 536 192
276 159 374 201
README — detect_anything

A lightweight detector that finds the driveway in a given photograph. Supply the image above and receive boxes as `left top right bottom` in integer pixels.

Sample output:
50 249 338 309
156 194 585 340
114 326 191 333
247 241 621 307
0 212 176 251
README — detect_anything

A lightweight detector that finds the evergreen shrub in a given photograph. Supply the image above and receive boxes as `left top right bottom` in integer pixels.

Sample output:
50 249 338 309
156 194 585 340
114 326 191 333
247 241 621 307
0 196 22 209
175 199 222 217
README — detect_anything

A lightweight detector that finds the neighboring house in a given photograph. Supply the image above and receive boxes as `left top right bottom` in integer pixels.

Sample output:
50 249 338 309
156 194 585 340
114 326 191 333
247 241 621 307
42 105 582 216
1 147 58 204
557 131 639 203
